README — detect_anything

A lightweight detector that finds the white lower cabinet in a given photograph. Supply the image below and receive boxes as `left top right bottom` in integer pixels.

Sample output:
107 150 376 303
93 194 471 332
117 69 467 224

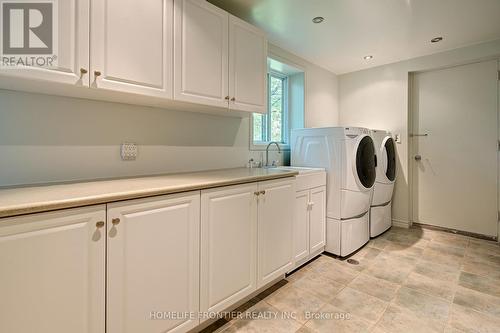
309 186 327 253
0 177 295 333
200 178 295 310
291 170 327 271
293 189 310 263
200 184 258 315
257 179 294 287
0 206 106 333
106 192 200 333
292 186 326 269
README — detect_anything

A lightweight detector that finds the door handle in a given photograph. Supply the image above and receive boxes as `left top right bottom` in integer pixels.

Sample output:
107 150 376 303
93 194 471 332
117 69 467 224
414 155 422 161
411 133 428 137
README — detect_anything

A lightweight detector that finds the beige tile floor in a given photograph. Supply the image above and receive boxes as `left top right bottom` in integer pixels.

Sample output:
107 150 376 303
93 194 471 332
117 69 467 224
201 226 500 333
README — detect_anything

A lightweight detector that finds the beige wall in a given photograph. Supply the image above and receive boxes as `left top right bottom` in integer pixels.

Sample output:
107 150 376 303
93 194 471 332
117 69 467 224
339 39 500 226
269 44 339 128
0 89 252 186
0 43 339 187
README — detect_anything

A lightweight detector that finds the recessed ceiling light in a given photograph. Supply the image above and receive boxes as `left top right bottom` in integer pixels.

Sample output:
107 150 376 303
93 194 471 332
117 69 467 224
312 16 324 24
363 55 373 60
431 37 443 43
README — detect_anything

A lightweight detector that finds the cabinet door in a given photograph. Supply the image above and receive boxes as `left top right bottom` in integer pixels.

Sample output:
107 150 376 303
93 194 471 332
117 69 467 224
257 178 294 287
200 184 257 315
228 15 267 113
107 192 200 333
174 0 229 108
309 186 326 253
91 0 173 97
293 190 310 265
0 206 105 333
0 0 90 86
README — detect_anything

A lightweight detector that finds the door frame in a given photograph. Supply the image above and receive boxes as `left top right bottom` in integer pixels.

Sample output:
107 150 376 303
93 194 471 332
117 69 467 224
407 59 500 241
497 59 500 242
408 71 416 229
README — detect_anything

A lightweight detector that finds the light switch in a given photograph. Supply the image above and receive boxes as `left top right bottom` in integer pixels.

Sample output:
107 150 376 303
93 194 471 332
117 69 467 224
121 143 138 160
395 134 402 144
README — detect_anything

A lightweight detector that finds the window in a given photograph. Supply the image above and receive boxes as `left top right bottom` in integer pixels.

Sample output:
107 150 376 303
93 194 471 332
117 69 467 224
251 57 304 150
252 72 288 145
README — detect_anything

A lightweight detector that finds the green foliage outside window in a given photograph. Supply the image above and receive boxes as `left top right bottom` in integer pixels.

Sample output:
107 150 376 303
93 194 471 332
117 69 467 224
253 73 286 144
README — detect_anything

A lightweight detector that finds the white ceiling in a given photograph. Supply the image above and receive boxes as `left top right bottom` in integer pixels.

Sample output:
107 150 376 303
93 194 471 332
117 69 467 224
208 0 500 74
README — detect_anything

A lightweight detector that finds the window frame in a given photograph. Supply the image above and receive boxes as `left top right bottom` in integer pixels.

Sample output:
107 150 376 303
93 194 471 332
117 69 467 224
250 70 290 151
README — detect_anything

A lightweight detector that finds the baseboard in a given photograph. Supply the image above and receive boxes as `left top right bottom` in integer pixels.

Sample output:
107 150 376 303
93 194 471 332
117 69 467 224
413 222 497 241
392 219 411 229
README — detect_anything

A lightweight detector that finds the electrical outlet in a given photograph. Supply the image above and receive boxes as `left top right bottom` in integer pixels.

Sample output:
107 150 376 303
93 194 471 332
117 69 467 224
121 143 138 161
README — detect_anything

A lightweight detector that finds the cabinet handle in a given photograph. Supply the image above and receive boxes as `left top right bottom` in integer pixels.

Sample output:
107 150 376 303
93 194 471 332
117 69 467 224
254 191 260 196
96 221 105 228
94 70 102 78
310 202 315 206
112 218 120 225
225 96 230 100
80 68 88 75
260 190 266 195
231 97 236 101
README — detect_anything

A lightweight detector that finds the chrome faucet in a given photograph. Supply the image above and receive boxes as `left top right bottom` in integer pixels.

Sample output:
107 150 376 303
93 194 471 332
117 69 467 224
265 141 281 167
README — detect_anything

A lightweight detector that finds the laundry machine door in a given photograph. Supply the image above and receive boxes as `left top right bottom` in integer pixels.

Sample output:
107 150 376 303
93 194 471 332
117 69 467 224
376 136 397 184
352 135 376 190
383 137 396 182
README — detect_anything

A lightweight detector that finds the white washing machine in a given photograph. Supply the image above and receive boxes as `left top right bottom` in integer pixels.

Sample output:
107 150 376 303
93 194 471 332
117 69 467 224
369 130 396 237
291 127 376 257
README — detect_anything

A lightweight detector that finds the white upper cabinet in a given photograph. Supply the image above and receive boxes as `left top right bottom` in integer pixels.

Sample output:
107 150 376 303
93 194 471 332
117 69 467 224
0 206 106 333
257 179 294 287
174 0 267 113
91 0 173 97
174 0 229 108
0 0 267 114
0 0 90 86
106 192 200 333
228 15 267 113
200 184 257 315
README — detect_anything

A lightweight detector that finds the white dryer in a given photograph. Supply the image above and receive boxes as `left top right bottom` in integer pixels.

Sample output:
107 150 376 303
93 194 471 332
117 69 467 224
369 130 396 237
291 127 376 257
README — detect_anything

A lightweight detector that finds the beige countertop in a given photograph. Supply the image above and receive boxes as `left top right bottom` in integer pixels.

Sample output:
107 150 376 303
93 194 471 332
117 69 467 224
0 168 298 218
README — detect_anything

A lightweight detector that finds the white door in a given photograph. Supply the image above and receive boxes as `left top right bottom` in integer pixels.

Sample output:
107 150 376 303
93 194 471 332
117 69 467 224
173 0 229 108
293 189 309 264
411 60 498 236
0 0 90 86
228 15 267 113
91 0 173 97
257 178 294 287
0 206 105 333
200 184 257 315
107 192 200 333
309 186 326 253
